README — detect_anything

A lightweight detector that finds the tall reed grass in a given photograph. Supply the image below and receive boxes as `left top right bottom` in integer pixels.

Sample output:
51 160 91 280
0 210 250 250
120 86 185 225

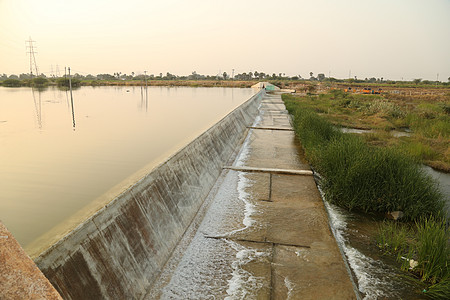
378 218 449 299
284 96 445 220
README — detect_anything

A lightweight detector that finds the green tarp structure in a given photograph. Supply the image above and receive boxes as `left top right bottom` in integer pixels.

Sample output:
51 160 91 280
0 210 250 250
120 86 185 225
251 82 280 91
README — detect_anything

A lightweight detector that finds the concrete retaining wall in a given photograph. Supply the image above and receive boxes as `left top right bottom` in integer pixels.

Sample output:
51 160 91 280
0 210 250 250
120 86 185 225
35 90 264 299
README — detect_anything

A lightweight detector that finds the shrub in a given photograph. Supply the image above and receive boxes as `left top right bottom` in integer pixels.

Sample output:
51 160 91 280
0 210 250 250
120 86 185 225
2 79 22 87
56 77 81 87
32 77 48 86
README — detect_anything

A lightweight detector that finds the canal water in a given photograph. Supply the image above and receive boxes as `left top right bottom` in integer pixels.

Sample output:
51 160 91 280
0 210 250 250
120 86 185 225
0 85 254 250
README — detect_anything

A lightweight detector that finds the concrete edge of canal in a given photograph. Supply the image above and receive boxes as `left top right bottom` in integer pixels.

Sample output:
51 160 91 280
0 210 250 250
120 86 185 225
31 89 265 299
148 90 358 299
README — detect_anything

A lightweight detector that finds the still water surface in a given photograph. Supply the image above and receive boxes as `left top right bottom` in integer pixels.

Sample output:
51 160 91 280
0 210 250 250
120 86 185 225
0 86 254 249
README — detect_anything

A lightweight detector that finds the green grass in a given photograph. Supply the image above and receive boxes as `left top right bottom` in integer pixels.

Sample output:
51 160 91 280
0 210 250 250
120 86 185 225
378 218 449 299
397 141 439 162
377 220 411 257
284 95 445 219
406 113 450 139
413 217 449 284
284 89 450 172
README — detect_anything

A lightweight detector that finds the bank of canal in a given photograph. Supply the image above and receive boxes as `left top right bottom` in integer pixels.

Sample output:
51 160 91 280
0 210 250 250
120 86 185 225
283 93 449 299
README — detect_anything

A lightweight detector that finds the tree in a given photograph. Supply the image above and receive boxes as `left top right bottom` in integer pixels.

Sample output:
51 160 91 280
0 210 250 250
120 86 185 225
413 78 422 85
310 72 313 77
19 73 31 80
223 72 228 80
317 73 325 81
56 77 81 87
32 77 49 86
2 79 22 87
96 73 115 80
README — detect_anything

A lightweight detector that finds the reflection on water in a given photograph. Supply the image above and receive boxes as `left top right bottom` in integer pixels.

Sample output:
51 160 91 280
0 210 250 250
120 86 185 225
0 86 254 249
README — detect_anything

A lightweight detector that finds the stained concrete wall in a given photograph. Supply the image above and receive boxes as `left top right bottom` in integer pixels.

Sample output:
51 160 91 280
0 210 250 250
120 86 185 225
34 90 264 299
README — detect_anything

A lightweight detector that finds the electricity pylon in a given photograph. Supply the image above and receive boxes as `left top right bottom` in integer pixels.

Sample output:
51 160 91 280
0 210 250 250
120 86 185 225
26 37 39 78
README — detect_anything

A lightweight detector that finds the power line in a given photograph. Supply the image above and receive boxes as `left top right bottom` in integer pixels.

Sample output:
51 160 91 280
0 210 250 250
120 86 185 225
26 37 39 78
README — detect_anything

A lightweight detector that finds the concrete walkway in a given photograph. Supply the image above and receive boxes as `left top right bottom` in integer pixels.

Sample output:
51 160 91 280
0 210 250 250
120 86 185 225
147 92 356 299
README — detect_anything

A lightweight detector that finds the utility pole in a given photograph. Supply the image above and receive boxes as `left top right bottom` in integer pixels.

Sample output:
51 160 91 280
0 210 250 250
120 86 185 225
232 69 235 80
26 37 39 78
143 70 148 112
144 71 148 89
68 67 76 128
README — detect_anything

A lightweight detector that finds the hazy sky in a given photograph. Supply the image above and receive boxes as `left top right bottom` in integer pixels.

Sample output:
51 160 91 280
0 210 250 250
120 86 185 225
1 0 449 80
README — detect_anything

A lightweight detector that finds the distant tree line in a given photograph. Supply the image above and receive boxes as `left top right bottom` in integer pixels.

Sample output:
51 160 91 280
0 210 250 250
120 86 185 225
1 71 449 86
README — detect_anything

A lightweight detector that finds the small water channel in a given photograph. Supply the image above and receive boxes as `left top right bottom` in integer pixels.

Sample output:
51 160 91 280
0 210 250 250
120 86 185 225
319 164 449 299
0 86 254 249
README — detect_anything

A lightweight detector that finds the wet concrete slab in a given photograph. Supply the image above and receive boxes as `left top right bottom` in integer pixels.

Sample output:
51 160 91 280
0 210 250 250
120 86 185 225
148 92 356 299
243 130 310 171
272 243 356 300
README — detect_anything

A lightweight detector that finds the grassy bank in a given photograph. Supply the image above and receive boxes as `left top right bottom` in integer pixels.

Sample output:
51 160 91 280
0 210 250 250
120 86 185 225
283 95 445 219
284 89 450 172
283 92 448 298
